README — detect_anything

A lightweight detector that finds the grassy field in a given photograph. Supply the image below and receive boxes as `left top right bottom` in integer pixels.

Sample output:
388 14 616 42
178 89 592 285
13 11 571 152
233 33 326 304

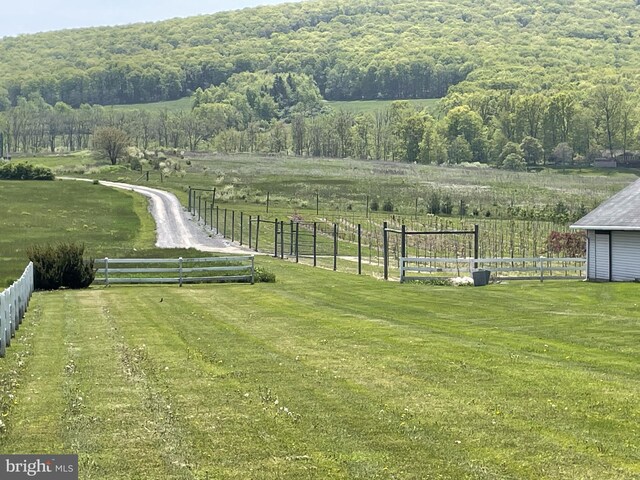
0 260 638 479
0 179 157 284
108 96 193 112
325 98 440 115
13 153 638 270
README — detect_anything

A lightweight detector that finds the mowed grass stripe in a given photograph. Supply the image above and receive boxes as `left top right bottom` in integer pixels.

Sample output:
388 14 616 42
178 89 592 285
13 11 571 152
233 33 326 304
1 263 639 479
0 290 195 479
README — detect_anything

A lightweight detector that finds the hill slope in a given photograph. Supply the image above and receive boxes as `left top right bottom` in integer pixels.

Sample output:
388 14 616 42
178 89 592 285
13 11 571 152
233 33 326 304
1 0 639 107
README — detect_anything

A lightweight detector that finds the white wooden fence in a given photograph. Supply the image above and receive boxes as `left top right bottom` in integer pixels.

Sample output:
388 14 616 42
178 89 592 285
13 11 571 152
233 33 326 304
400 257 586 283
1 262 35 358
94 256 255 286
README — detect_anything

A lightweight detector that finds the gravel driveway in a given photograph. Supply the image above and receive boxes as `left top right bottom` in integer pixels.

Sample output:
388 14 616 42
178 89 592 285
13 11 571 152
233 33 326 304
92 180 255 255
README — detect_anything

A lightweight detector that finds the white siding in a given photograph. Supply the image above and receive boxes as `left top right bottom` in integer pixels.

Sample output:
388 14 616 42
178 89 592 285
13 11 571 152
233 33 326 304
587 231 596 279
594 232 610 281
611 231 640 281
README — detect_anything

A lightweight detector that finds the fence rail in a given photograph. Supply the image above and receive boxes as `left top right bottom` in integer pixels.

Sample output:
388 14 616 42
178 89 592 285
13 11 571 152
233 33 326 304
1 262 35 358
94 256 255 286
400 257 586 283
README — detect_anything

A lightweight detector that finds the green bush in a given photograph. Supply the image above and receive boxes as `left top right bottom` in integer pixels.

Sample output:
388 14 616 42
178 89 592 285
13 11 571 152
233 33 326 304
254 266 276 283
27 243 95 290
0 162 54 180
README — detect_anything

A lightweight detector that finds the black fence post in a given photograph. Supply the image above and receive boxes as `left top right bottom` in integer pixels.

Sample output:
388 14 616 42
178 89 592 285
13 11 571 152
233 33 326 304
383 221 389 281
295 222 299 263
231 211 235 242
198 196 201 222
280 220 285 259
223 209 227 237
313 222 317 267
358 223 362 275
274 218 278 257
188 186 191 212
290 220 294 255
240 212 244 245
216 206 219 233
249 215 253 249
401 224 406 260
256 215 260 252
474 224 479 269
203 200 208 226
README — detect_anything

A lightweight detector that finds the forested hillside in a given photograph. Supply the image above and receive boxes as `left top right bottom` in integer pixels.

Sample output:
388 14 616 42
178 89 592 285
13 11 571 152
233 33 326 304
2 0 640 167
1 0 639 107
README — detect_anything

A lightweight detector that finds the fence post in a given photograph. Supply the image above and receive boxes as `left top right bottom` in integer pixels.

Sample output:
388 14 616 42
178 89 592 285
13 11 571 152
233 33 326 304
333 223 338 271
198 196 201 222
401 224 406 260
224 209 227 237
383 221 389 280
216 207 220 234
280 221 285 260
204 200 208 226
179 257 183 287
240 212 244 245
232 211 235 242
256 216 261 252
295 222 299 263
540 256 544 282
188 186 191 212
249 215 253 249
358 223 362 275
474 224 479 269
313 222 317 267
105 257 109 287
290 220 294 255
274 218 278 257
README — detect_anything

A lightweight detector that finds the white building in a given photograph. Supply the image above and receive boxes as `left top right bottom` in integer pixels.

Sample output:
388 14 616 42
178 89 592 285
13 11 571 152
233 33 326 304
571 178 640 281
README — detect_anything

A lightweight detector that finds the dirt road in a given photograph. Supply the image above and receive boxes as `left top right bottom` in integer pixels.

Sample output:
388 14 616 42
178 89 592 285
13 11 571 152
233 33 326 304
93 180 254 254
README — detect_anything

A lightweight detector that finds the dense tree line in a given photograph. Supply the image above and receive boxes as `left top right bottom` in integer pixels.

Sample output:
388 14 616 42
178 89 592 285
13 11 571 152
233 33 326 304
3 74 639 171
4 0 640 108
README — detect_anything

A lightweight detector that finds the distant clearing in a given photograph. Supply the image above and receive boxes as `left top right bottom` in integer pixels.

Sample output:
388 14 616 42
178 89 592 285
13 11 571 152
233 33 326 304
104 97 440 115
107 96 193 112
326 98 440 114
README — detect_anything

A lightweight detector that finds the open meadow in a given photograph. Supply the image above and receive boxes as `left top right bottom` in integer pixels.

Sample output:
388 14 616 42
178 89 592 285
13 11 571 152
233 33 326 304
18 152 638 275
0 159 638 478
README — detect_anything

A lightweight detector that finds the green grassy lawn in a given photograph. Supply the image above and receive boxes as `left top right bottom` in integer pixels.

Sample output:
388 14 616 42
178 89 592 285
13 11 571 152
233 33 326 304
0 260 638 479
0 179 158 284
